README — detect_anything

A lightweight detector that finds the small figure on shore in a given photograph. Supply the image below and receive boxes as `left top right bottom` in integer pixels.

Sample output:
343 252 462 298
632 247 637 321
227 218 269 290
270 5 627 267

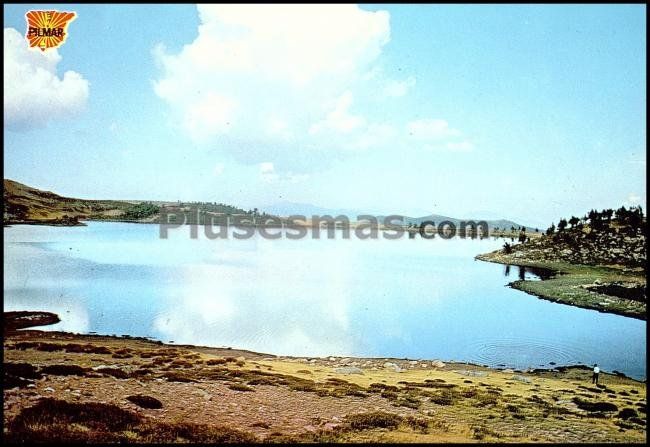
592 364 600 385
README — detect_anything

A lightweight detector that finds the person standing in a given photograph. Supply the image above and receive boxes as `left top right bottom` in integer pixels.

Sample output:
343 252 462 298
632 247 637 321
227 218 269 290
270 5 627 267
592 364 600 385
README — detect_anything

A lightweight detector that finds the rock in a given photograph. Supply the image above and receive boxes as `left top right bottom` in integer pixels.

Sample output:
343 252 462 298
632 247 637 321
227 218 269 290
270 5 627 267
503 369 514 374
456 370 487 377
334 367 363 375
329 357 337 362
512 375 532 383
431 360 446 368
383 362 403 372
44 387 55 392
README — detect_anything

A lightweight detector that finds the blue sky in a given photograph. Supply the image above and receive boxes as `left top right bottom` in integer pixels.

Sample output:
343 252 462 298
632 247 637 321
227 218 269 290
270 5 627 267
3 4 646 228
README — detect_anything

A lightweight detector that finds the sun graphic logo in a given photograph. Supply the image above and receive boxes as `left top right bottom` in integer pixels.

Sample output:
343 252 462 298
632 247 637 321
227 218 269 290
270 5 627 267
25 10 76 51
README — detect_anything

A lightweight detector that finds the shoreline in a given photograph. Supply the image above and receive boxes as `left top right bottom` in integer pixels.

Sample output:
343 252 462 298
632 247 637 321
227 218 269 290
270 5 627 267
475 251 646 321
4 312 647 443
19 328 645 381
5 312 645 382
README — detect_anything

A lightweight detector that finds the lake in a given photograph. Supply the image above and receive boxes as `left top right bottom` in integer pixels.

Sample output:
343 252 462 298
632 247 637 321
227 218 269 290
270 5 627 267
3 221 646 379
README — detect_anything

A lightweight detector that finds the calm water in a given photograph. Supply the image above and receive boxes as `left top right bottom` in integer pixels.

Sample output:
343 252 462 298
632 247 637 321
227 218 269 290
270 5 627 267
4 222 646 379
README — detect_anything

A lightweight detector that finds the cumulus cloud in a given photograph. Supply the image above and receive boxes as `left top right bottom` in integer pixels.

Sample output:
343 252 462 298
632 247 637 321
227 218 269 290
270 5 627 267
382 76 416 98
407 119 461 140
444 141 474 152
309 91 365 135
407 119 474 152
259 161 308 184
153 5 475 173
4 28 89 131
153 6 390 159
259 161 277 182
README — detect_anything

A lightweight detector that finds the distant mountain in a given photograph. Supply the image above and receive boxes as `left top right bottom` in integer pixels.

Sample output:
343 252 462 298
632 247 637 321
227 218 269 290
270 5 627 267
389 214 531 231
263 201 530 230
4 180 531 230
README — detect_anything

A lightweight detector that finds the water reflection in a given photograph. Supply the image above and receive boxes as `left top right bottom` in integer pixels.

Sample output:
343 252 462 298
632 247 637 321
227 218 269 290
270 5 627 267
3 222 646 379
503 264 556 281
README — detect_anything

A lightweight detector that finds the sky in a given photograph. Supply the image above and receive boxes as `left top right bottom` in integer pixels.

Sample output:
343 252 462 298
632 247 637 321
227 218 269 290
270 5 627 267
3 4 646 228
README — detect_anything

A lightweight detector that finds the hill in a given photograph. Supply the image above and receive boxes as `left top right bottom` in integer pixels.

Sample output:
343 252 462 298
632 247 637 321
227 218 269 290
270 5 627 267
263 201 529 230
477 206 646 319
2 179 254 226
3 179 135 225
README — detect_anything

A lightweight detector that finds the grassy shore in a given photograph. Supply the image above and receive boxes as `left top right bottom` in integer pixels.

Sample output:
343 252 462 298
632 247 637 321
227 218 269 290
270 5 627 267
3 313 646 443
476 250 646 320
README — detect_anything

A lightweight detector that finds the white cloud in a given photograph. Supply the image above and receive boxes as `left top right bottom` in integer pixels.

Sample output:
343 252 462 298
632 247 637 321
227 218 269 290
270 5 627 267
444 141 474 152
259 161 309 183
213 163 225 176
309 91 365 135
182 92 237 142
153 5 390 163
382 76 415 98
4 27 89 131
625 193 643 206
407 118 474 152
260 161 278 182
407 119 462 140
153 5 474 172
353 123 397 150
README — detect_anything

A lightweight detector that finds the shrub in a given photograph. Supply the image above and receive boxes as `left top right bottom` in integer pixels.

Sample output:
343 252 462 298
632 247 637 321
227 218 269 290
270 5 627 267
41 364 88 376
7 398 141 442
346 411 402 430
403 416 429 433
134 421 256 443
229 383 254 392
617 408 639 420
430 389 456 406
162 372 196 382
475 391 499 407
127 395 163 409
4 362 42 379
6 398 257 444
206 358 227 365
98 367 131 379
572 397 618 412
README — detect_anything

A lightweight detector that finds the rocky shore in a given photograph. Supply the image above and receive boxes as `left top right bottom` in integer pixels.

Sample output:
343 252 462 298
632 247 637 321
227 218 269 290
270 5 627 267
476 218 646 319
3 313 646 443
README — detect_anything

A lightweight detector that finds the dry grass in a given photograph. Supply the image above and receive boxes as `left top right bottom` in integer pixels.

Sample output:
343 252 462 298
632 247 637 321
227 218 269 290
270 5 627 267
5 398 256 443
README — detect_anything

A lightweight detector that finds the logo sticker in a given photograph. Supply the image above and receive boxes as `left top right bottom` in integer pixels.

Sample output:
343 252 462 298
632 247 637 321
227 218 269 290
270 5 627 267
25 10 76 51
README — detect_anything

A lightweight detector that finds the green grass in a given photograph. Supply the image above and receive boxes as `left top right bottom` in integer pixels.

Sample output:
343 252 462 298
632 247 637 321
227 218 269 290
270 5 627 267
477 255 646 319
